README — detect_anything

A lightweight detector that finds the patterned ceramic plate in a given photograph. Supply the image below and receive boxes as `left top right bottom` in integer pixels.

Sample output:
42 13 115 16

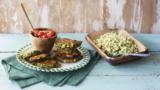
16 44 90 72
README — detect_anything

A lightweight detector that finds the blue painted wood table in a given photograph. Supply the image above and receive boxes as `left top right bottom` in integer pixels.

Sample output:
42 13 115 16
0 33 160 90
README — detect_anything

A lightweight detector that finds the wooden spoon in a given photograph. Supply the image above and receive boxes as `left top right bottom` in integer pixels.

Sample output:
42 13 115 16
21 3 34 29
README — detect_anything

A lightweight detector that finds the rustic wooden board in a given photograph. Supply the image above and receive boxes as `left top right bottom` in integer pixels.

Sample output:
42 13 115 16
0 0 160 33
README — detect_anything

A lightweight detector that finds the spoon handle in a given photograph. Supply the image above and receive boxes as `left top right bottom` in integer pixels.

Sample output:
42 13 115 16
128 53 150 57
21 3 34 29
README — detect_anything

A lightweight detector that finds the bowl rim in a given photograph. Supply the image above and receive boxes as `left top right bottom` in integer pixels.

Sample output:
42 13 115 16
30 27 57 39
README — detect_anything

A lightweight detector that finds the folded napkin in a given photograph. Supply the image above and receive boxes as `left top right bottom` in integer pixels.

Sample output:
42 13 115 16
1 50 101 88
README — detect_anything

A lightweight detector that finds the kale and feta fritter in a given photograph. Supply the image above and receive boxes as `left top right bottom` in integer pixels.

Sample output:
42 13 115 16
34 59 60 68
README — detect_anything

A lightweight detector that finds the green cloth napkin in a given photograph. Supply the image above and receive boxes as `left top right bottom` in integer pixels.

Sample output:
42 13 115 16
1 50 101 88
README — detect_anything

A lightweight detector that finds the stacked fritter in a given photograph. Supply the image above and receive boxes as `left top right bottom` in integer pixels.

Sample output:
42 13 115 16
54 38 83 63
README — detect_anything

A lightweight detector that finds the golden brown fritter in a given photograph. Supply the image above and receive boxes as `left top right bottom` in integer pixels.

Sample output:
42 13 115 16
29 53 49 62
56 54 83 63
55 49 81 58
34 59 60 68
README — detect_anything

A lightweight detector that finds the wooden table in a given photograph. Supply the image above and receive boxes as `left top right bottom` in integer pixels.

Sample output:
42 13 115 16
0 33 160 90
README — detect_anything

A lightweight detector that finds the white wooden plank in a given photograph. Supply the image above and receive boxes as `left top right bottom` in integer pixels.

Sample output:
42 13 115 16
132 34 160 51
0 34 30 52
23 76 160 90
0 34 160 52
1 73 160 90
0 79 21 90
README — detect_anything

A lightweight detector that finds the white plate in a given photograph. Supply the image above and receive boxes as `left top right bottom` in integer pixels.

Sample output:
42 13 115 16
16 44 90 72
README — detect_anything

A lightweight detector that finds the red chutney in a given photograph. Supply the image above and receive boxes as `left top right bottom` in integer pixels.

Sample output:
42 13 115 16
32 28 56 39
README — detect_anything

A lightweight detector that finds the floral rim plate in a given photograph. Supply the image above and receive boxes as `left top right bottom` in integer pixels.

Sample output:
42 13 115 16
16 44 90 72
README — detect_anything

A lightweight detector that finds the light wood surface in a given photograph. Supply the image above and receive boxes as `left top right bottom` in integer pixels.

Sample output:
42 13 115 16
0 0 160 33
